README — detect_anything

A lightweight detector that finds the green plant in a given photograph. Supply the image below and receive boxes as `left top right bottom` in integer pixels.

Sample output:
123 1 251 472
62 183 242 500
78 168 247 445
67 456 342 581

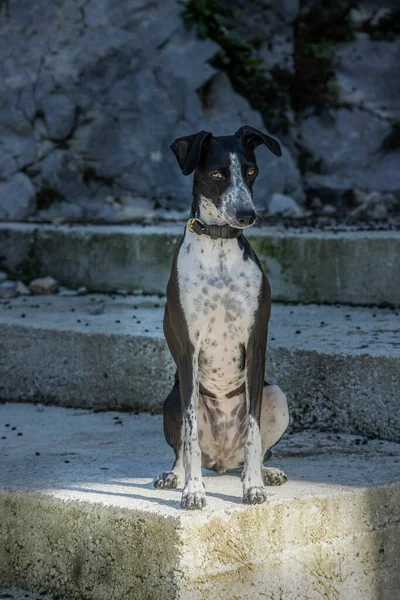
181 0 231 40
181 0 291 132
292 0 356 111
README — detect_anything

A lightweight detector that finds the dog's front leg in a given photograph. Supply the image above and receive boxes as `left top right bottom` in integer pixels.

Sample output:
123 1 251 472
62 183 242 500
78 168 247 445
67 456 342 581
178 351 206 510
242 334 269 505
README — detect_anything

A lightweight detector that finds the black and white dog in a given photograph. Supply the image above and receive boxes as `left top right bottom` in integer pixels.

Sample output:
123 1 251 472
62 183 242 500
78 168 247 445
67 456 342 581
154 126 289 510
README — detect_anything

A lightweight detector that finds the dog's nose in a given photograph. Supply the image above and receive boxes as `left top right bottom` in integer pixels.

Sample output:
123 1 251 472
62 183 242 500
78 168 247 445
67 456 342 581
236 209 256 227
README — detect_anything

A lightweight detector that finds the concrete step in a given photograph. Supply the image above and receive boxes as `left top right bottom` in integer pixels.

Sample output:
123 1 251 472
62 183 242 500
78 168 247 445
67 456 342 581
1 404 399 600
0 294 399 442
1 222 400 305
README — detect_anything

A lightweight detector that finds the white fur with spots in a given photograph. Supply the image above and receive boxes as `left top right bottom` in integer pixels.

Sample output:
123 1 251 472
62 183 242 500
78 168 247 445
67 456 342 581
176 223 263 507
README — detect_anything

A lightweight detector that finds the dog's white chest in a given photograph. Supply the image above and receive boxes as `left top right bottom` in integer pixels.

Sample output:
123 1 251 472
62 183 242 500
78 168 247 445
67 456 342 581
177 233 262 396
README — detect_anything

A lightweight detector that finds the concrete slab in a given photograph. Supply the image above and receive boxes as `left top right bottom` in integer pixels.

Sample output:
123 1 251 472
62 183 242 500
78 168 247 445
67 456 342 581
1 404 399 600
1 222 400 305
0 295 399 441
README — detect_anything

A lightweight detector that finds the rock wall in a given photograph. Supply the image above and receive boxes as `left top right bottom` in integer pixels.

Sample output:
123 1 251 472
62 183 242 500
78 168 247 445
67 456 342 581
0 0 399 222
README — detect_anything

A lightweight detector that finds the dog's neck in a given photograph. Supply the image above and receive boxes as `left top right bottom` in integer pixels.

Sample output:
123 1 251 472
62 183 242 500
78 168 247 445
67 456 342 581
191 194 225 226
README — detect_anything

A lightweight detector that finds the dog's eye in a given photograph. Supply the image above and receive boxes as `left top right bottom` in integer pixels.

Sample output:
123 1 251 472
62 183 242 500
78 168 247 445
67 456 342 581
247 168 257 177
210 171 223 179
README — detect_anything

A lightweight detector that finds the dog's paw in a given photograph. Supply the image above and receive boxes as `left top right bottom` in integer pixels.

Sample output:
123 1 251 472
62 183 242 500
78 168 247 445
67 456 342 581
154 471 180 489
243 485 268 505
180 479 206 510
262 467 287 486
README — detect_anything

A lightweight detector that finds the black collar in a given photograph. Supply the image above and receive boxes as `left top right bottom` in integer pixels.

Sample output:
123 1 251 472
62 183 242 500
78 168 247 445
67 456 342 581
186 217 243 240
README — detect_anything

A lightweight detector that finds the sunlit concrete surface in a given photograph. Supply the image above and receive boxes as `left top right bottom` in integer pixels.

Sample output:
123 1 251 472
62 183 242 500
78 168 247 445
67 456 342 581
1 404 399 599
0 295 399 440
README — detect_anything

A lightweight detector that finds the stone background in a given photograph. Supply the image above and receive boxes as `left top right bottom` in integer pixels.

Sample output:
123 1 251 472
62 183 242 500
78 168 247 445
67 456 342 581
0 0 399 223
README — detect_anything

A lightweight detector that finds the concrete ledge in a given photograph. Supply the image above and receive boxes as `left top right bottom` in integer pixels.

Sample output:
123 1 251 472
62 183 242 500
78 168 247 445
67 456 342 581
1 404 399 600
1 222 400 305
0 295 399 441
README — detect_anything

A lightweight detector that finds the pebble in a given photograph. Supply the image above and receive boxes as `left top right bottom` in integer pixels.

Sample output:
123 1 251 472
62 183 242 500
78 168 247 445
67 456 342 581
0 281 18 299
16 281 31 296
0 271 8 283
77 286 88 296
29 276 59 295
58 286 78 297
87 303 105 315
322 204 337 216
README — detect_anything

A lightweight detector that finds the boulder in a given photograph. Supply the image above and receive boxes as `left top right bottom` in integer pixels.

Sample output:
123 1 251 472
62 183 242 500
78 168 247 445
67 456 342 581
0 173 37 220
39 93 77 141
268 193 302 216
0 98 37 180
0 0 306 221
16 281 31 296
350 191 390 220
300 108 400 197
1 0 398 221
29 276 59 295
335 34 400 120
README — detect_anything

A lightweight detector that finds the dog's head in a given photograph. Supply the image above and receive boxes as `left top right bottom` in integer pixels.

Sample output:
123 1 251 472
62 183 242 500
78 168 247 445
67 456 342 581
170 126 282 229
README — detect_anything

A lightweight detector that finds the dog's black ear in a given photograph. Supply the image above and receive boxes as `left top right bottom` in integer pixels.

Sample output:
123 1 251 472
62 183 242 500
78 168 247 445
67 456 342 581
235 125 282 157
170 130 212 175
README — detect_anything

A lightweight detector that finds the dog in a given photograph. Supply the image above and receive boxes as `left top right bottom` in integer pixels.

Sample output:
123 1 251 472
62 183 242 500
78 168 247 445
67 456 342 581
154 126 289 510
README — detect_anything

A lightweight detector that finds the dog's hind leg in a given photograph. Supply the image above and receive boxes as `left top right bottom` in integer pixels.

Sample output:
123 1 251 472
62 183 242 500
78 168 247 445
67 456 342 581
260 384 289 486
154 379 185 489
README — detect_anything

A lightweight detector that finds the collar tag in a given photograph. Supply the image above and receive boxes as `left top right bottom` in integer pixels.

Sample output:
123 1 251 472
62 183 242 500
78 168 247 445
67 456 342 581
187 218 205 235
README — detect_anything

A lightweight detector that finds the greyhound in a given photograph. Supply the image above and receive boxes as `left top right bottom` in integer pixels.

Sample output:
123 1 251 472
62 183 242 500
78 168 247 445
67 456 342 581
154 126 289 510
